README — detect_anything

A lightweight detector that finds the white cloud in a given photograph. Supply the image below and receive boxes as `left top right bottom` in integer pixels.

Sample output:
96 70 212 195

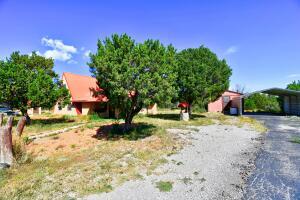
67 60 78 64
41 37 77 53
83 50 91 58
287 73 300 78
40 37 77 62
224 46 238 55
44 49 72 61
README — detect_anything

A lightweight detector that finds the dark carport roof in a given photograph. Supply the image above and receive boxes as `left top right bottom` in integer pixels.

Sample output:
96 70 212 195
248 87 300 97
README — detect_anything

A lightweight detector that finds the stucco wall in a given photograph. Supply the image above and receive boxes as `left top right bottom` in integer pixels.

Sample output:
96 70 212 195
208 91 242 113
53 103 77 115
28 107 42 115
140 103 158 115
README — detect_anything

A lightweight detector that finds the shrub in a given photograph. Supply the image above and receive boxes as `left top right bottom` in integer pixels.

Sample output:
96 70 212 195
13 139 32 164
156 181 173 192
88 113 105 122
244 93 282 113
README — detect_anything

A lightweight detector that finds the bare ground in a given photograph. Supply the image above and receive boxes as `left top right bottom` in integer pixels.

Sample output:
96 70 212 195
85 124 263 200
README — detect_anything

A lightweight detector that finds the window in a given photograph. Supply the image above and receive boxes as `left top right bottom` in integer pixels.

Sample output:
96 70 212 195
67 104 73 111
58 103 62 111
223 96 230 103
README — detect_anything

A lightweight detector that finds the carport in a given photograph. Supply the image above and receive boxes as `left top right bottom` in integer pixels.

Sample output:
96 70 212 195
250 88 300 115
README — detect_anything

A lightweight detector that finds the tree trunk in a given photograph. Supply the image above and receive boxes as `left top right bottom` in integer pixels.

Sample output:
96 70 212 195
0 114 3 127
124 103 143 131
16 116 26 137
24 112 31 125
6 116 14 133
0 127 13 167
188 103 192 118
21 109 31 124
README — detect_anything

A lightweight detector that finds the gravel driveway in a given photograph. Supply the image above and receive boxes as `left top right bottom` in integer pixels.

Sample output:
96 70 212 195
243 115 300 200
85 124 262 200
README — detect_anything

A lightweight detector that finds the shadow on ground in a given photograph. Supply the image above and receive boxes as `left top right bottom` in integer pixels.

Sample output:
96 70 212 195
147 113 206 121
94 122 156 141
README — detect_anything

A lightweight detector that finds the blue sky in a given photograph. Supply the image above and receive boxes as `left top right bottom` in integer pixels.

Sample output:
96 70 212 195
0 0 300 92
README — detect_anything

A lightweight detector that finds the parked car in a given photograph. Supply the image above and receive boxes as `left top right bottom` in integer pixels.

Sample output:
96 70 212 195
0 107 19 116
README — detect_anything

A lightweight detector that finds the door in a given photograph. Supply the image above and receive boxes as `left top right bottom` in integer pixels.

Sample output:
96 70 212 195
73 102 82 115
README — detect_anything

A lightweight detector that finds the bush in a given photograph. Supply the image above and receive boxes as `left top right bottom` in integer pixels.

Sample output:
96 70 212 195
245 93 282 113
88 113 106 122
12 139 32 164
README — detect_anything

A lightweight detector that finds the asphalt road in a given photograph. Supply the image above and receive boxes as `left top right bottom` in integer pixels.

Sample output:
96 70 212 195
244 114 300 200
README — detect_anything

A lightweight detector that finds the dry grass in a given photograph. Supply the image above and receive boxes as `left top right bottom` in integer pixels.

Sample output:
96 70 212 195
0 114 183 199
204 112 267 133
0 109 266 200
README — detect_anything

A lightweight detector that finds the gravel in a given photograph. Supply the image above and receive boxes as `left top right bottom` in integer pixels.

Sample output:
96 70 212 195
84 124 262 200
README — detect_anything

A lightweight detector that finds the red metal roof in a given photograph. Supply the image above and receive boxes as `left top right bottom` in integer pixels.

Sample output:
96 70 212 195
63 72 108 102
178 102 189 108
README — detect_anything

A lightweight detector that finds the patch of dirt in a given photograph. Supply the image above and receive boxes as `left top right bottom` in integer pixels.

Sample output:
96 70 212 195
26 127 99 157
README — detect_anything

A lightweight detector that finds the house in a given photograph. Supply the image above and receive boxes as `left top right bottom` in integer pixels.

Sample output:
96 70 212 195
139 103 158 115
53 72 109 116
53 72 158 116
208 90 243 115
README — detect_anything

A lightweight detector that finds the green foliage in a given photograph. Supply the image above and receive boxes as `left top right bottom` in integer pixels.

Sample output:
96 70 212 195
0 52 70 115
156 181 173 192
88 113 106 121
89 34 177 124
244 93 281 113
176 46 232 112
289 136 300 144
287 80 300 91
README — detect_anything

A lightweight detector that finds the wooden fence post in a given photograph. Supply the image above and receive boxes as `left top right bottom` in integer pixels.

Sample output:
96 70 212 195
0 114 3 127
6 116 14 133
0 127 13 167
16 116 26 137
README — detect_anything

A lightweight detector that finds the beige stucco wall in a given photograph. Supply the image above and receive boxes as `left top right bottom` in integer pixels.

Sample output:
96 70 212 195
53 103 77 115
82 102 92 115
28 107 42 115
140 103 158 115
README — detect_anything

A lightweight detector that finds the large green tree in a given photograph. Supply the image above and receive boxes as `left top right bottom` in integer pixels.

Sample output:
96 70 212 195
0 52 69 120
287 80 300 91
176 46 232 114
89 34 177 127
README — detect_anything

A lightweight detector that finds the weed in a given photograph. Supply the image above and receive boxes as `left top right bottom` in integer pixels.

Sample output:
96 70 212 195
55 144 65 150
289 136 300 144
89 114 106 122
176 161 183 165
199 177 206 182
193 171 199 175
70 144 76 149
51 135 59 140
156 181 173 192
86 124 95 129
22 136 33 145
180 177 192 185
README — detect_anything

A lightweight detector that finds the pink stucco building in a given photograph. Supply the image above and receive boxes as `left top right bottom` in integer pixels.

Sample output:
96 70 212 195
208 90 243 115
